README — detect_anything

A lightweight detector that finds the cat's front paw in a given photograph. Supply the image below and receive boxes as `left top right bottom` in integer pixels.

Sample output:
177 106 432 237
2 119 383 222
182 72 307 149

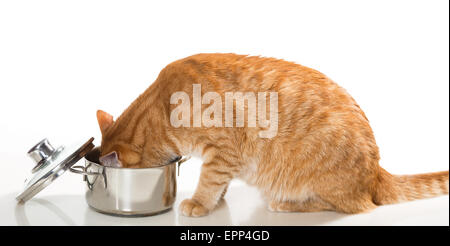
179 199 210 217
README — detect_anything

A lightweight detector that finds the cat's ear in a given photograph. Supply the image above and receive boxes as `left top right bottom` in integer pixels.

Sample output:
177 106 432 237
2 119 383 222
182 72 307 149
99 151 122 167
96 110 114 134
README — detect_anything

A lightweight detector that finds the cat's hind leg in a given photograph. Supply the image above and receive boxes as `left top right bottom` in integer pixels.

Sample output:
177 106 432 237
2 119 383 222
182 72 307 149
268 197 334 213
325 194 377 214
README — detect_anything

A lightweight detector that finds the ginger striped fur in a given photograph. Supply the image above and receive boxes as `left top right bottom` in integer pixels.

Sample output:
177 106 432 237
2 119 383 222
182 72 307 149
96 53 449 216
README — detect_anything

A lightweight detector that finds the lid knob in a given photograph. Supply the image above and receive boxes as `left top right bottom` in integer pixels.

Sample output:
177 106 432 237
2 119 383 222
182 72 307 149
28 139 57 173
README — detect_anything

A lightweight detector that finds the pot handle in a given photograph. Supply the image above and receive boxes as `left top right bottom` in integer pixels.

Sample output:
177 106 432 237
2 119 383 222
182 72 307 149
69 165 102 176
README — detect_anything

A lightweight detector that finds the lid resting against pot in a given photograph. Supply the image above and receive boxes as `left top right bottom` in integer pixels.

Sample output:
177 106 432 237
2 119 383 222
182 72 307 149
16 137 95 203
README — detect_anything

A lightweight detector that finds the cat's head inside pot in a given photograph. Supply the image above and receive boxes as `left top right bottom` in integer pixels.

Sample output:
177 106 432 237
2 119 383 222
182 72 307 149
96 110 143 168
96 110 178 168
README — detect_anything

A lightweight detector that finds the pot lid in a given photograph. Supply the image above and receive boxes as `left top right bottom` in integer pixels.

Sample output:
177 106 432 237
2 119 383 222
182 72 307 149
16 137 95 203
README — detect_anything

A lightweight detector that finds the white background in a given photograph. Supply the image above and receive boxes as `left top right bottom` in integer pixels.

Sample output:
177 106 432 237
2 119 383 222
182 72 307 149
0 0 448 225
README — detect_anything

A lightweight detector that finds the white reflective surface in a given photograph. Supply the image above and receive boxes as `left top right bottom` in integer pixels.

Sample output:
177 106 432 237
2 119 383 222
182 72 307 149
1 187 449 226
1 151 449 225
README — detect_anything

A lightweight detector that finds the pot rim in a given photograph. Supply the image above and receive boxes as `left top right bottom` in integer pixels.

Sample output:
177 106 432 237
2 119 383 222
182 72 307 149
84 154 179 170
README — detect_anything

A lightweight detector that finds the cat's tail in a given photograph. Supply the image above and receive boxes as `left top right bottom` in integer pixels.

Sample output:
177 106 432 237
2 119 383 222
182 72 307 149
373 168 449 205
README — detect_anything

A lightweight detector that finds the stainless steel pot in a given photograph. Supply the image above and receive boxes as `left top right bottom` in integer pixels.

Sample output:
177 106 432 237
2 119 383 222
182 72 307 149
72 148 177 216
17 138 184 217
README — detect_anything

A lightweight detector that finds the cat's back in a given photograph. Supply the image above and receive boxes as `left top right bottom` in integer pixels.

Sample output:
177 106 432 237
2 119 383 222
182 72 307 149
155 53 375 162
157 53 363 126
159 53 334 91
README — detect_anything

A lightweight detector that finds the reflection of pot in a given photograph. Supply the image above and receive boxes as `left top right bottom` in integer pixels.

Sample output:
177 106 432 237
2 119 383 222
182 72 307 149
17 138 183 217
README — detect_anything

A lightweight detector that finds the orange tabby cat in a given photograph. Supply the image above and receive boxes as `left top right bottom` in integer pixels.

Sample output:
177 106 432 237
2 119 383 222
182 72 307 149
96 53 449 217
